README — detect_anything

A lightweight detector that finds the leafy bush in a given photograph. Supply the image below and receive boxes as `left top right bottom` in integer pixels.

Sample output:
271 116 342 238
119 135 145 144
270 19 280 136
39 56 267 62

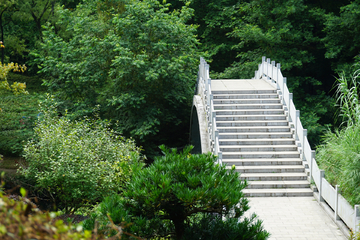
0 62 27 95
182 213 269 240
0 91 42 156
19 96 144 213
85 146 268 240
0 191 93 240
0 62 36 156
317 65 360 206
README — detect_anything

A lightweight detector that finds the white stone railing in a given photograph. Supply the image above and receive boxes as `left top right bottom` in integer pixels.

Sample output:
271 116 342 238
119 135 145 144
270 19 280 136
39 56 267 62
254 56 360 235
197 57 222 165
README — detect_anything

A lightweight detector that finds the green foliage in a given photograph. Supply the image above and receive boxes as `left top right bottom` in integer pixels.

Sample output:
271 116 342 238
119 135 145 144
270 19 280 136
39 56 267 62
178 0 336 147
349 228 360 240
19 95 144 213
34 0 200 159
0 192 93 239
84 145 265 240
323 1 360 66
0 91 41 156
182 213 269 240
317 65 360 206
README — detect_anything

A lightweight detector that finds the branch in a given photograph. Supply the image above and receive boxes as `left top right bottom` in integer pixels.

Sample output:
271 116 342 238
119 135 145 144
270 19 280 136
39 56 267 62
186 206 224 216
39 0 51 21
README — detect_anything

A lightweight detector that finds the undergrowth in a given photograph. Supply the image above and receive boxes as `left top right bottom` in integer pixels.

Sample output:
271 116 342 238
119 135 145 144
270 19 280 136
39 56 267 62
316 64 360 206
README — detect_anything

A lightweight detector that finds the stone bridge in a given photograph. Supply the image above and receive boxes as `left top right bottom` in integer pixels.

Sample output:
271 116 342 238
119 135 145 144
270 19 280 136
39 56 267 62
189 57 359 239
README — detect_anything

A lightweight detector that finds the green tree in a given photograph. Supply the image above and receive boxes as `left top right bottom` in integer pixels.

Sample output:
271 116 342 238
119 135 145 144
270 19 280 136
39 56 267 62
13 0 59 38
323 0 360 73
85 146 269 240
207 0 336 146
19 96 144 213
34 0 200 159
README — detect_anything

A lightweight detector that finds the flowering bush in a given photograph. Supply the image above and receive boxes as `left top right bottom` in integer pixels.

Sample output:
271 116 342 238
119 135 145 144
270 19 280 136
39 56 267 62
0 62 28 95
19 96 144 213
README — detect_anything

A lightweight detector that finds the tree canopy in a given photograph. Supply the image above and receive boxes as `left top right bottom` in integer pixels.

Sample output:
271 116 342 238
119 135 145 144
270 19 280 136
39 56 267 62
34 0 199 159
1 0 360 154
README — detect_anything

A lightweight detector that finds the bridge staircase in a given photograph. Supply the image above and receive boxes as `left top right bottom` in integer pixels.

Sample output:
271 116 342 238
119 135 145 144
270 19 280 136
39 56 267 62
213 87 312 197
192 57 359 237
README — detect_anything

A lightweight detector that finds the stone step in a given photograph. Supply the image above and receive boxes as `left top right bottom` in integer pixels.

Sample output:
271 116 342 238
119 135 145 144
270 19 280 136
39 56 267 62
216 109 285 115
220 145 298 152
222 151 300 159
217 120 289 127
219 138 295 145
213 99 281 104
239 172 308 181
219 132 294 139
242 188 314 197
214 104 283 110
216 115 287 121
212 90 276 95
246 180 310 189
218 126 291 133
213 94 279 99
227 165 305 173
222 158 303 166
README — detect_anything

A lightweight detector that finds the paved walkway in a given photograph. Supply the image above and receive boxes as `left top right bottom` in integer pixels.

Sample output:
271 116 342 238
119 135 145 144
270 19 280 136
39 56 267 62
244 197 347 240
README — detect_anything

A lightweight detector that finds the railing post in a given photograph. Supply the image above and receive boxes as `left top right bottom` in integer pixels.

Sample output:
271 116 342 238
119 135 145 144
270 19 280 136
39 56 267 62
258 64 262 78
355 205 360 234
266 58 271 81
295 110 300 140
214 129 219 148
261 57 266 78
302 129 307 160
205 62 210 81
208 94 212 117
288 92 293 114
309 150 315 183
271 60 275 82
319 170 325 202
276 63 281 90
335 185 340 220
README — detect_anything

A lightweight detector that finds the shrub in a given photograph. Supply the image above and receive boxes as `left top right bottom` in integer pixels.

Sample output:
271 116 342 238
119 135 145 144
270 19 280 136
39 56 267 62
19 96 144 213
0 91 42 156
0 188 135 239
0 63 36 156
182 213 269 240
0 191 93 240
317 65 360 206
85 146 269 240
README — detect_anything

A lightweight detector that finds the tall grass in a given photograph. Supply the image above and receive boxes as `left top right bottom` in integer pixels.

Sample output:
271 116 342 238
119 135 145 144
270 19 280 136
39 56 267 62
317 65 360 206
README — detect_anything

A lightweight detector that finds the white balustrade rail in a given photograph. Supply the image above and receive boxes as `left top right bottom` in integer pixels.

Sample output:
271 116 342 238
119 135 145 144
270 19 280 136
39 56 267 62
254 56 360 235
198 57 223 165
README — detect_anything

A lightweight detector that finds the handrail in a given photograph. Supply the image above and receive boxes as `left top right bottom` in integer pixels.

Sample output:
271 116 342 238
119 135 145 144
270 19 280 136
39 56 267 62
197 57 223 165
254 56 360 235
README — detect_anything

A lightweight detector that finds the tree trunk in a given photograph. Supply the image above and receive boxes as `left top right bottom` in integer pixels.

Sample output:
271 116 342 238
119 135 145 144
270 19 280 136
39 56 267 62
173 217 185 240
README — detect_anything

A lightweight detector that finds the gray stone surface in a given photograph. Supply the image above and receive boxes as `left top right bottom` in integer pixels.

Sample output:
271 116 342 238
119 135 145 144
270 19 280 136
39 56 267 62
243 197 347 240
212 79 276 91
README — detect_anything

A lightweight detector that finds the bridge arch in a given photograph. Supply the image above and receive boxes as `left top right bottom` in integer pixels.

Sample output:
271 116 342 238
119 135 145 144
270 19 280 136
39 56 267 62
189 95 210 154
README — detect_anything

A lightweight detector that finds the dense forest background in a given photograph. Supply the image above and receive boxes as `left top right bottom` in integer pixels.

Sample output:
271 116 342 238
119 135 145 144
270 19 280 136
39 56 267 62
1 0 360 160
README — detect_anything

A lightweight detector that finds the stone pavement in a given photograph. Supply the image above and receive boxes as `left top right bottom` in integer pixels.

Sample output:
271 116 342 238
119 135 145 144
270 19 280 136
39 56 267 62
243 197 347 240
